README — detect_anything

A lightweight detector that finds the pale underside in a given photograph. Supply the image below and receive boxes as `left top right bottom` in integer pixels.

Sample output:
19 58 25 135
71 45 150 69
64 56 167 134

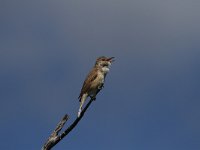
78 65 110 117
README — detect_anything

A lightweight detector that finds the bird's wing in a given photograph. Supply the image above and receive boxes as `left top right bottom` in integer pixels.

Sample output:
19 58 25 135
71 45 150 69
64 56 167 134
78 67 98 101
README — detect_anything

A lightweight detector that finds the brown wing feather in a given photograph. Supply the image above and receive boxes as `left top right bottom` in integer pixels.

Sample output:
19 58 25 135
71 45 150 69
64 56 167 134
78 67 98 101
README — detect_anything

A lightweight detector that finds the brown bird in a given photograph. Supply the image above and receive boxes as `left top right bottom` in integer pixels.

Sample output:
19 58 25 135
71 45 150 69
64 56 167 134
78 56 114 117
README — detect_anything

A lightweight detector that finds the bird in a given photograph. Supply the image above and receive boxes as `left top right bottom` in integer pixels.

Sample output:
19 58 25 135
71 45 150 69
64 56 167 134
78 56 114 117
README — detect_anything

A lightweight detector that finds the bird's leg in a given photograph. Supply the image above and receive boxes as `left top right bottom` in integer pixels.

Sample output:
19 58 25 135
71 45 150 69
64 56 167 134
90 96 96 101
91 84 104 101
98 84 104 90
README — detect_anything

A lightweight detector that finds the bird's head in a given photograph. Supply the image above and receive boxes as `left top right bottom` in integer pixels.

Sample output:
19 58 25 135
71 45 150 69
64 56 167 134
95 56 115 67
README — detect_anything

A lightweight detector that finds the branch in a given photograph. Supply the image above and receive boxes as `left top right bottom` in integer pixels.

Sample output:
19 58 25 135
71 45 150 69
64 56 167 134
42 98 93 150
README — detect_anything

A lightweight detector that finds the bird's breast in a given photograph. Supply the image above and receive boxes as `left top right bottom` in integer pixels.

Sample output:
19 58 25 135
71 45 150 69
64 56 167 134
90 71 104 89
97 71 105 84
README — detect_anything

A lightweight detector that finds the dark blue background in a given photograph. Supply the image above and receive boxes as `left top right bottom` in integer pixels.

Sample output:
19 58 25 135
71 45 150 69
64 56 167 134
1 0 200 149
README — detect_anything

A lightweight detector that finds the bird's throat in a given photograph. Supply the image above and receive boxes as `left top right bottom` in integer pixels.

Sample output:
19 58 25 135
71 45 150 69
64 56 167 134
101 66 109 74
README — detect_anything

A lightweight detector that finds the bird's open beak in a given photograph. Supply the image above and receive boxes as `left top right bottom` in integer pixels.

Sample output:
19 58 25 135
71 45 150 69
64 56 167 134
107 57 115 62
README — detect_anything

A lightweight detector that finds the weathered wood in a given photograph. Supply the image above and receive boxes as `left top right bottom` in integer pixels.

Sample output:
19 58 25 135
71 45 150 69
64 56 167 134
42 99 93 150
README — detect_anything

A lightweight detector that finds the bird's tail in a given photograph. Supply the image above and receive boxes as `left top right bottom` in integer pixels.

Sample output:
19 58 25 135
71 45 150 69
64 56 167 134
78 93 88 117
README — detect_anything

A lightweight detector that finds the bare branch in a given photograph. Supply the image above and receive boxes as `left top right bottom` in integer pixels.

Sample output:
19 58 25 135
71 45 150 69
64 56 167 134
42 98 93 150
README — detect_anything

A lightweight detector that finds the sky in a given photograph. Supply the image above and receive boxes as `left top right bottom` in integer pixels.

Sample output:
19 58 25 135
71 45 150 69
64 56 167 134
1 0 200 150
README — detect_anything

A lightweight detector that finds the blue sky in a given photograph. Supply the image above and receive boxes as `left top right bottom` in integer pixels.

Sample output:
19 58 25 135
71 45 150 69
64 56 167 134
1 0 200 150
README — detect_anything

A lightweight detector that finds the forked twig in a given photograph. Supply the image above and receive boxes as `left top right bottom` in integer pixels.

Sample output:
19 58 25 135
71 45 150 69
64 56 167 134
42 99 93 150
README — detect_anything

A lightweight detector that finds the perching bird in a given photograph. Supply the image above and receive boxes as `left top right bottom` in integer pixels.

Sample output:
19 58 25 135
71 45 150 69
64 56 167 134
78 56 114 117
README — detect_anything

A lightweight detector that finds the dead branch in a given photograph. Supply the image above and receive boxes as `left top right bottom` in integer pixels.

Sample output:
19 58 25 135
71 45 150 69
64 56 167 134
42 98 93 150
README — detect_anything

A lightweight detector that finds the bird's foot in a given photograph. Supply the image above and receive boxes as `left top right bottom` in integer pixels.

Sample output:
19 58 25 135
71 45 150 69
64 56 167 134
90 96 96 101
98 84 104 90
